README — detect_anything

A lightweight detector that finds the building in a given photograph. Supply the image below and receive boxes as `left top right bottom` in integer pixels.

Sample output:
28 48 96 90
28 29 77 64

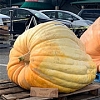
71 0 100 9
20 0 55 10
19 0 80 13
11 0 100 14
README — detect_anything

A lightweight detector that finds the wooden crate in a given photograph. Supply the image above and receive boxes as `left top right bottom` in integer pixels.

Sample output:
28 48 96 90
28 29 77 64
0 80 100 100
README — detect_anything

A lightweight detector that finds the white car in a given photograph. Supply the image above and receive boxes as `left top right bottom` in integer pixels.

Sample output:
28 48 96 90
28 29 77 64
0 14 10 47
40 10 93 38
0 14 10 25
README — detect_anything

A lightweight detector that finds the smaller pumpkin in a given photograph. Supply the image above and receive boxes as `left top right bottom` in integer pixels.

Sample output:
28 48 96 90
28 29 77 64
80 17 100 72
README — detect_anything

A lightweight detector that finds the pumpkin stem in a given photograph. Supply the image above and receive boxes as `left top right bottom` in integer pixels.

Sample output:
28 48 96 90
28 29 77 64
19 52 30 64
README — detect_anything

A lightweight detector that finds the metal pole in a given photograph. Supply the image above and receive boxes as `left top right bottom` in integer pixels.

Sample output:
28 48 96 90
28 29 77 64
55 0 59 10
9 10 13 34
10 0 11 7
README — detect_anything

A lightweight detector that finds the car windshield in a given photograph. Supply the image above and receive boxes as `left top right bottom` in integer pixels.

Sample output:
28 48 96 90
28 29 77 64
0 9 10 16
30 10 50 19
78 9 100 21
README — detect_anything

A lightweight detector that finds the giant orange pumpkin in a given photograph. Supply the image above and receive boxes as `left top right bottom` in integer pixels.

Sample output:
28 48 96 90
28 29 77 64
7 21 96 93
80 17 100 72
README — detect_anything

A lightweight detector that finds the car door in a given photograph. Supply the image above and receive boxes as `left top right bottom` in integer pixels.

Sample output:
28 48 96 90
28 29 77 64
13 9 32 35
42 11 57 19
57 11 85 28
57 11 74 28
42 11 72 28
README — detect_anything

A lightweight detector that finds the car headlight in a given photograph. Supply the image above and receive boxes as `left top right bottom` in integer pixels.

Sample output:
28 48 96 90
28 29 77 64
2 18 10 25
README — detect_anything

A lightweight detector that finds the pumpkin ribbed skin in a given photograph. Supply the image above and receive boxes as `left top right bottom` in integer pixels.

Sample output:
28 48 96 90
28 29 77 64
7 21 96 93
80 17 100 72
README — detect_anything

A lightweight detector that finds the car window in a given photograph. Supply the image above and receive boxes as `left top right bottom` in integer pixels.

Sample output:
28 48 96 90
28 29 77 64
0 9 10 16
58 12 64 19
71 15 79 20
16 9 31 19
83 10 100 16
78 9 100 21
58 12 72 20
58 12 79 21
33 11 50 19
94 10 100 14
81 10 94 16
43 11 56 19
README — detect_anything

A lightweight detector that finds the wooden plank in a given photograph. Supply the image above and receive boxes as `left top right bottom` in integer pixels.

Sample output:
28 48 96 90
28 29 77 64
67 94 100 100
0 87 26 95
0 82 17 89
1 92 30 100
89 89 99 96
0 80 100 100
58 83 100 98
1 95 16 100
1 93 51 100
19 97 51 100
81 96 100 100
0 80 11 84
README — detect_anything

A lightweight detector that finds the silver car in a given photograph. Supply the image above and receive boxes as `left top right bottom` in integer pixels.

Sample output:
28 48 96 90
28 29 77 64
40 10 93 38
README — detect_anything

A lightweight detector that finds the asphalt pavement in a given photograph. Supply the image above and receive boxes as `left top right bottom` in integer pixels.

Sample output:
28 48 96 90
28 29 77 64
0 46 11 80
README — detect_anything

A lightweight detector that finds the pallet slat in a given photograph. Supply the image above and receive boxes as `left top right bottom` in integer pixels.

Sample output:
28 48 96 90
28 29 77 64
0 87 26 95
1 92 30 100
0 80 11 84
19 97 51 100
0 82 17 89
0 80 100 100
2 95 50 100
58 84 100 98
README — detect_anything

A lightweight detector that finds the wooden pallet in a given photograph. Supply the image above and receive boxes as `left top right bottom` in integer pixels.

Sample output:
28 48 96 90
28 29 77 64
0 80 100 100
